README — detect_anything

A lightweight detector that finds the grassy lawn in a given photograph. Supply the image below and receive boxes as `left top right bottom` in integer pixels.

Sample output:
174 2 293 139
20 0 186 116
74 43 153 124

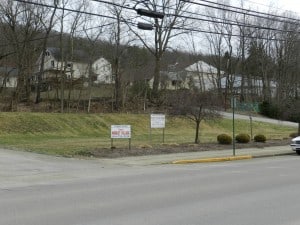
0 112 295 157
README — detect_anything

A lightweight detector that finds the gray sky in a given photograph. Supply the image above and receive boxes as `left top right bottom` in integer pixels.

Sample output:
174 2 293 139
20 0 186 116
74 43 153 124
243 0 300 15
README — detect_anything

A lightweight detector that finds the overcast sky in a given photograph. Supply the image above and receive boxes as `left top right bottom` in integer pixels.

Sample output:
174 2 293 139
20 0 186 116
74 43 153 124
272 0 299 12
243 0 300 15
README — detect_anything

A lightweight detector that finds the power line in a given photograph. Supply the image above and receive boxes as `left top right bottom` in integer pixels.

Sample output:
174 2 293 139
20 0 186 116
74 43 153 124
172 25 291 42
13 0 123 21
198 0 300 22
181 0 300 24
89 0 300 35
0 22 116 48
167 11 300 35
7 0 300 49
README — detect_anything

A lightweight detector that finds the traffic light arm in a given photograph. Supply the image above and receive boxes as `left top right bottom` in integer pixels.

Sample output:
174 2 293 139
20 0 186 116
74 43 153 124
136 8 164 19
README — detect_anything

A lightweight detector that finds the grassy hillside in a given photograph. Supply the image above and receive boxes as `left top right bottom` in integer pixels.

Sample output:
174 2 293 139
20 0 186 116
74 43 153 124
0 112 295 157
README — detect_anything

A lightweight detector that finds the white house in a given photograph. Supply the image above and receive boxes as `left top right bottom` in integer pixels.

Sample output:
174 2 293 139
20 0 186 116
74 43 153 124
148 61 222 91
148 70 188 90
220 75 277 98
0 67 18 88
92 57 113 84
34 47 113 85
185 60 224 91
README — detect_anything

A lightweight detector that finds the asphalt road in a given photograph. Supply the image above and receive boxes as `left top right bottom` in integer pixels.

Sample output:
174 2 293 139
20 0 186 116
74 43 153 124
1 154 300 225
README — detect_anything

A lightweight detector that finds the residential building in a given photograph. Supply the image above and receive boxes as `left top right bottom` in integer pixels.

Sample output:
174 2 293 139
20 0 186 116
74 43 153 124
34 47 113 88
220 75 277 98
185 60 224 91
0 66 18 88
149 60 223 91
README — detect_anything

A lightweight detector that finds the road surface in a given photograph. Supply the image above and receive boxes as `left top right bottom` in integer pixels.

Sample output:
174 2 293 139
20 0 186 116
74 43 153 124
1 152 300 225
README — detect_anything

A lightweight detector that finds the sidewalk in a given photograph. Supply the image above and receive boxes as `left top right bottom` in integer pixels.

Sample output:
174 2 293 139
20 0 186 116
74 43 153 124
104 145 295 166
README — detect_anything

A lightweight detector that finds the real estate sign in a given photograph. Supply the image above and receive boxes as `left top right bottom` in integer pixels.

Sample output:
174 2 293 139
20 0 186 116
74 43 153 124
111 125 131 139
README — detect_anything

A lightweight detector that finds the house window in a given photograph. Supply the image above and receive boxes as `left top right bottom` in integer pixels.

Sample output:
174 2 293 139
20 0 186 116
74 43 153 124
67 63 72 68
51 60 55 68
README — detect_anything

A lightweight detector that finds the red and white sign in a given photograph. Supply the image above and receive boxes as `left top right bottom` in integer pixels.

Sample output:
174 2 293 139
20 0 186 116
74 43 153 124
111 125 131 139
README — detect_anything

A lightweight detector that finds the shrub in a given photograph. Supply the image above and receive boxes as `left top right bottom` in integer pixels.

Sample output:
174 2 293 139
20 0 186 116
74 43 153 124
217 134 232 145
258 101 280 119
235 133 250 143
254 134 266 143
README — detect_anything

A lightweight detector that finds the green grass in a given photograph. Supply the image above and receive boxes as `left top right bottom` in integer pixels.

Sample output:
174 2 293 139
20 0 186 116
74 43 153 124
0 112 295 157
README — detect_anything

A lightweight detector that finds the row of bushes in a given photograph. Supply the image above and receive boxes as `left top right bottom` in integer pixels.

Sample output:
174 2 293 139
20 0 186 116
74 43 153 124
217 133 266 145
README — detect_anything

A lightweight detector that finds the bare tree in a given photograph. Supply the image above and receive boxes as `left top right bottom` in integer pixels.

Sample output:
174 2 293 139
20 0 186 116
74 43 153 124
0 1 48 110
82 3 108 113
65 0 86 112
169 90 220 144
128 0 189 100
204 2 232 109
107 0 132 111
35 0 59 104
54 0 86 112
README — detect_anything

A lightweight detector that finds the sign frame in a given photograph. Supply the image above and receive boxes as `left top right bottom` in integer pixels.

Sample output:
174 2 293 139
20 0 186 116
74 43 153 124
150 114 165 129
110 125 131 149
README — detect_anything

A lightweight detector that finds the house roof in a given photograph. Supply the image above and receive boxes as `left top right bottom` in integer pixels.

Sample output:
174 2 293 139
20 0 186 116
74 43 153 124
185 60 222 74
0 67 18 77
47 47 91 63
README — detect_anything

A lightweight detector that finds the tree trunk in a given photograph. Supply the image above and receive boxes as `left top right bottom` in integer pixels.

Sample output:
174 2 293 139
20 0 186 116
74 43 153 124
152 57 161 98
195 120 200 144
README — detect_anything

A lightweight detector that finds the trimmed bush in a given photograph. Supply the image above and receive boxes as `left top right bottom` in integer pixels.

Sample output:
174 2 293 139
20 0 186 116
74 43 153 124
235 133 250 143
217 134 232 145
254 134 266 143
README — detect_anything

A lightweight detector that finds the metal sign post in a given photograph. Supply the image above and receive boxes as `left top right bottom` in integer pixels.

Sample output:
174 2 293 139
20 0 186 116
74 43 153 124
231 97 236 156
150 114 166 144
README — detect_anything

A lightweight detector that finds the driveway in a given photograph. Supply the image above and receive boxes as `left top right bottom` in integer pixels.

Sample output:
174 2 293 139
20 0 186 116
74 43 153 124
221 111 298 127
0 148 135 189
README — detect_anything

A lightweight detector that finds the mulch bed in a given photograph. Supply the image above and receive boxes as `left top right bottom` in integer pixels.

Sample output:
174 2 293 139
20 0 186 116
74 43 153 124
87 139 292 158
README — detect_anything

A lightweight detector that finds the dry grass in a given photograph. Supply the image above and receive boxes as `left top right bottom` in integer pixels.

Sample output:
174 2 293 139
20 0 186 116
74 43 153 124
0 112 295 157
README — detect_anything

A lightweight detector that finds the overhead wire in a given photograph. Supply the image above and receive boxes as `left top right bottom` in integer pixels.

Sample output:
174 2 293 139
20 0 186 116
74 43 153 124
90 0 300 35
181 0 300 25
196 0 300 22
7 0 300 49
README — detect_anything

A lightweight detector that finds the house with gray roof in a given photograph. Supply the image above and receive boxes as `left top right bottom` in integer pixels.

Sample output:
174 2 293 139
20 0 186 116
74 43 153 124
149 60 222 91
34 47 113 86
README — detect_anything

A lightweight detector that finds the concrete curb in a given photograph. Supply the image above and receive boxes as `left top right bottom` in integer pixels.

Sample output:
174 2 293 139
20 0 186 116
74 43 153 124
252 152 296 158
172 155 253 164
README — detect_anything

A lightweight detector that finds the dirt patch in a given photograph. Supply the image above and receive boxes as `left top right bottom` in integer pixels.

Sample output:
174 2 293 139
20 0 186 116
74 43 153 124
88 139 291 158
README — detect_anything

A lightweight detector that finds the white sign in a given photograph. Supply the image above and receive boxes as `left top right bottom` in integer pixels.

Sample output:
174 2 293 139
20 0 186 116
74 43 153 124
151 114 165 128
111 125 131 138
